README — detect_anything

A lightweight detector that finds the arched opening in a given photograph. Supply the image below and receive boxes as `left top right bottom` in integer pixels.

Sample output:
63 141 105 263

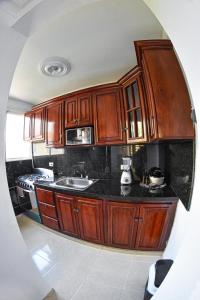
2 0 198 299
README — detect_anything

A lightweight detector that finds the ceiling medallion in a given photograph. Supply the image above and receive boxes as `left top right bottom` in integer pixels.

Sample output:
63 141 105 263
40 57 71 77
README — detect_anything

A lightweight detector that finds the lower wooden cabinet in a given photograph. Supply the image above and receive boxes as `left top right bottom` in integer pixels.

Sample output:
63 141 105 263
77 197 104 244
134 203 176 250
36 187 177 251
55 194 79 237
42 215 59 231
106 202 139 249
105 201 176 251
55 194 104 244
36 188 60 231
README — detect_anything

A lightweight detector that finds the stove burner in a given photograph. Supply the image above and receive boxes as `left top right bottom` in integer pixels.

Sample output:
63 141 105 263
16 170 53 191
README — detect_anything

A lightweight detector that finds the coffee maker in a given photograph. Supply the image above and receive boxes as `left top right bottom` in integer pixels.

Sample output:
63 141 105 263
120 157 132 185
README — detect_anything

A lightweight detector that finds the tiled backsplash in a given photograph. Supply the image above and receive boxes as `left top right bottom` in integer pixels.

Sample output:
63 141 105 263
165 141 194 210
5 140 194 211
33 143 166 181
6 159 33 187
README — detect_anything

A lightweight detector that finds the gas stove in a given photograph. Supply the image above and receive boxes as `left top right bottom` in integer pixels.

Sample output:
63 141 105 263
16 168 54 191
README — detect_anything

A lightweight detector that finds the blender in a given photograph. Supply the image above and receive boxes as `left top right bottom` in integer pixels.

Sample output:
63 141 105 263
120 157 132 185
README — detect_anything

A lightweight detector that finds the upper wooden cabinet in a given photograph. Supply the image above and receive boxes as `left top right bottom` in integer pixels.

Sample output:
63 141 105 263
32 107 45 141
24 108 45 141
93 86 126 145
134 40 194 140
64 93 93 128
25 39 194 146
120 68 148 143
46 101 64 147
24 112 32 141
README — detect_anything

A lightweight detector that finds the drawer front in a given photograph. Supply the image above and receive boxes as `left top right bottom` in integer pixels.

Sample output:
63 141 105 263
36 188 54 205
42 215 59 231
38 202 57 219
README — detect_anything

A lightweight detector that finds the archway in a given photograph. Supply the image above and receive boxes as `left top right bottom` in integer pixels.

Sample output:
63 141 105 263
0 1 199 299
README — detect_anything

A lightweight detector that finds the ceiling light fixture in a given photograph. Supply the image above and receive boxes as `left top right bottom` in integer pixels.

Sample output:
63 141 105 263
40 57 71 77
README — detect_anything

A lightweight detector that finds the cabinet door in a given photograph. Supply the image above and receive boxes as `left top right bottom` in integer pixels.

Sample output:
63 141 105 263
77 197 104 244
135 40 194 140
78 93 93 126
32 107 45 141
123 73 148 143
135 203 176 251
64 97 78 128
36 188 54 205
46 101 64 147
93 87 126 145
24 112 32 141
55 194 79 237
106 201 139 249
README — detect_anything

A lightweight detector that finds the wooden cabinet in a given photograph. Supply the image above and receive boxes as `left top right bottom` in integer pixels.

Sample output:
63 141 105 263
55 194 104 243
77 197 104 244
64 93 92 128
65 96 77 128
120 68 148 143
36 187 177 251
106 202 139 249
46 101 64 147
36 188 59 231
24 108 45 141
55 193 79 237
24 112 32 141
105 200 176 250
93 87 126 145
135 203 176 250
135 40 194 140
32 107 45 141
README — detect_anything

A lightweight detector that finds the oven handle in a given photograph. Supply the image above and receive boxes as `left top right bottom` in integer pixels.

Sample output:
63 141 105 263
23 189 34 193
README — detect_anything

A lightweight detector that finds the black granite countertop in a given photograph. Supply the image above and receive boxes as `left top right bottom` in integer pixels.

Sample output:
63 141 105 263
34 178 178 203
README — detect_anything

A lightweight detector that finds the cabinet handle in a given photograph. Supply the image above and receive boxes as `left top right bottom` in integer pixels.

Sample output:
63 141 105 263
122 127 128 132
134 217 143 222
73 208 79 213
150 116 155 136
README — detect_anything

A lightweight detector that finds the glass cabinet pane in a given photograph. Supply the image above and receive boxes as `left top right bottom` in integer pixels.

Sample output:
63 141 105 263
128 111 135 138
126 86 134 109
132 81 140 107
135 109 143 138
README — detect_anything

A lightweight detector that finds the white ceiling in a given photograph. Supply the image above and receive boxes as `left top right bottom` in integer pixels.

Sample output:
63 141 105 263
9 0 163 105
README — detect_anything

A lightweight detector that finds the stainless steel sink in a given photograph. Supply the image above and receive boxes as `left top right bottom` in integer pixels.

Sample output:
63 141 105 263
50 177 98 191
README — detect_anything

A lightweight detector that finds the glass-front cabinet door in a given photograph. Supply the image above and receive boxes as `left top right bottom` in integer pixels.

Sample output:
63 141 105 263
122 70 148 143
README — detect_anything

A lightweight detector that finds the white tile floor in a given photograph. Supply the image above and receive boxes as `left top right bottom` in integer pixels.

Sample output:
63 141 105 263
17 215 162 300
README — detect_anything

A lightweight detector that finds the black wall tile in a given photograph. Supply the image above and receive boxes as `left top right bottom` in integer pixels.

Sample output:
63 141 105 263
6 159 33 187
165 141 194 210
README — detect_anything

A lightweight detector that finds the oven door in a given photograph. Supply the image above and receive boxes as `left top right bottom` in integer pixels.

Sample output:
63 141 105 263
17 186 37 210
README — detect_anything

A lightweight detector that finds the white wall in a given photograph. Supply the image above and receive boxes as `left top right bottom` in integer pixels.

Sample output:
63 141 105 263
0 25 50 300
143 1 200 299
7 97 33 113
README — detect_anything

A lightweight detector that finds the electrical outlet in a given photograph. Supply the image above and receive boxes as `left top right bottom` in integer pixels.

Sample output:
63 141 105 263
49 162 54 167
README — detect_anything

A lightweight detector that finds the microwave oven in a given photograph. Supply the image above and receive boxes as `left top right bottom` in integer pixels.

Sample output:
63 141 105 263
65 127 93 145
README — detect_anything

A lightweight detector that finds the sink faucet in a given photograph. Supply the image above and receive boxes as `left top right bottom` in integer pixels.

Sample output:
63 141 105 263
72 162 87 178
